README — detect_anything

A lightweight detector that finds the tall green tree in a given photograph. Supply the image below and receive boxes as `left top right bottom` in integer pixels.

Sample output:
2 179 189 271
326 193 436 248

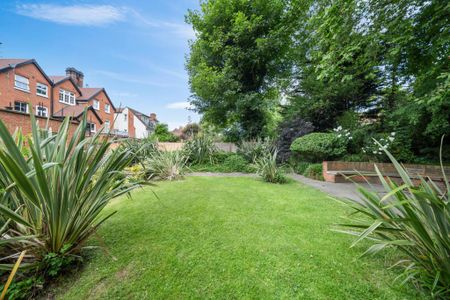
285 0 448 157
371 0 450 157
286 0 380 130
186 0 294 140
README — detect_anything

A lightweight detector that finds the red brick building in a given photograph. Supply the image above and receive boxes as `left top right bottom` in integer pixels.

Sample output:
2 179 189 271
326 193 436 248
0 58 117 136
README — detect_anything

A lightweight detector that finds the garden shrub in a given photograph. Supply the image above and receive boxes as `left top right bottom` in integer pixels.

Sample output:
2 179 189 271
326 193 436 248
255 151 287 184
341 153 368 162
152 123 180 142
303 164 324 181
222 154 252 172
121 136 158 165
211 151 234 164
183 134 217 164
124 164 146 182
291 161 311 175
290 132 346 162
276 117 314 163
181 123 201 139
187 153 255 173
237 138 275 163
145 150 188 180
1 275 44 300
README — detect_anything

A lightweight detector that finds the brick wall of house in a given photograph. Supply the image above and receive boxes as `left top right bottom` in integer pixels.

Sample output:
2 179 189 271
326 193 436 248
128 108 136 138
0 109 78 138
0 64 52 114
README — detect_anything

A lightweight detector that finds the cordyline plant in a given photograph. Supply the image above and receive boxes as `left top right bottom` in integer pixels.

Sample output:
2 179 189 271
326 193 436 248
334 140 450 298
255 150 287 184
182 134 217 165
145 149 188 181
0 111 138 270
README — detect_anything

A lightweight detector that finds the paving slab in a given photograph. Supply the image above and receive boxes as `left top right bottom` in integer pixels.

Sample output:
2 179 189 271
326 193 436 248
287 173 385 203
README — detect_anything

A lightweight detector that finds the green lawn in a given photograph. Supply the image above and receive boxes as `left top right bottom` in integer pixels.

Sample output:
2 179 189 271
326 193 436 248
54 177 425 299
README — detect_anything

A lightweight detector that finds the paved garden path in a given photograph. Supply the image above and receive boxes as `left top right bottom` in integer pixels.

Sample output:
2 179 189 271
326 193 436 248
188 172 385 203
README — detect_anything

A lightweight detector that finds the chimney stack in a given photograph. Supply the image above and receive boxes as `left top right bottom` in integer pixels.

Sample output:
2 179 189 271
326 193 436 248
149 113 157 122
65 67 84 88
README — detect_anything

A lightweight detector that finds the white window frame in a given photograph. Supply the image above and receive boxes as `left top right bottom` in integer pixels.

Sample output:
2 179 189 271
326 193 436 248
36 82 48 98
14 101 28 113
93 100 100 110
14 75 30 92
105 103 110 114
36 105 48 117
87 123 96 134
59 89 76 105
123 113 127 122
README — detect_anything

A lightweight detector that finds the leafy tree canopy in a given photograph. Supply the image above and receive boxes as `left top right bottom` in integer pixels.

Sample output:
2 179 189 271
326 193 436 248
186 0 294 139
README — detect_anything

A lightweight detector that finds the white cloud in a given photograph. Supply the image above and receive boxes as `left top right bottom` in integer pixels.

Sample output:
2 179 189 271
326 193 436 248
166 101 193 110
15 4 195 39
16 4 126 26
129 10 195 40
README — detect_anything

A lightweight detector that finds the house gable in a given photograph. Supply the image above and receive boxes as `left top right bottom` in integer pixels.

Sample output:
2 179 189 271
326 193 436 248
0 59 53 115
51 76 83 115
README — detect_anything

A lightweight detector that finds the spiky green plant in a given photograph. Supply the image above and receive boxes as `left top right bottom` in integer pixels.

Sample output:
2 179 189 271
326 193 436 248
335 143 450 298
0 111 138 270
121 136 158 165
255 150 287 184
145 150 188 181
237 138 275 163
182 134 217 165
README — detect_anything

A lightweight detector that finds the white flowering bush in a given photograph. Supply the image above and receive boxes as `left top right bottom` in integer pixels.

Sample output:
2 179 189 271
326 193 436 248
362 132 396 160
333 126 353 142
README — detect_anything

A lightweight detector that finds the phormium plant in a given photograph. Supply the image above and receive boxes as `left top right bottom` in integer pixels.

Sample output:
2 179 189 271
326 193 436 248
255 150 287 184
0 111 138 288
335 141 450 298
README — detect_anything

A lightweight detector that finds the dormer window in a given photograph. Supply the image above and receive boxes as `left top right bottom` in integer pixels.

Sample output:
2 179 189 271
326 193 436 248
105 104 110 113
59 89 76 105
93 100 100 110
14 75 30 92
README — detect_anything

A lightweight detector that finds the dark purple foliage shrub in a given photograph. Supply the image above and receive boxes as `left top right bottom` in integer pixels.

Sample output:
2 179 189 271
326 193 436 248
276 117 314 162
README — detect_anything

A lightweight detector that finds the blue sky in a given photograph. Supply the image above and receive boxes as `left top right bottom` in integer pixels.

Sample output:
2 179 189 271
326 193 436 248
0 0 200 129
